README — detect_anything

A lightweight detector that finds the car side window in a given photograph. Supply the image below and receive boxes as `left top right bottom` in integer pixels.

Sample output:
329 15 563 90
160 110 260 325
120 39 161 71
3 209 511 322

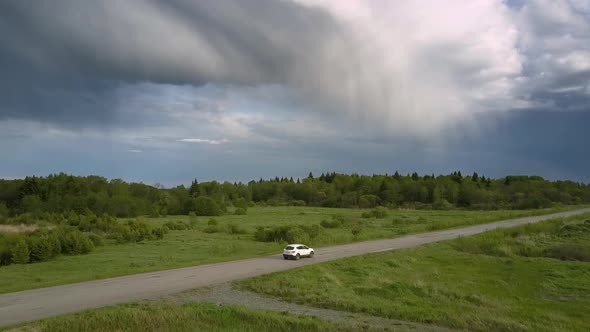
297 246 304 249
302 246 308 249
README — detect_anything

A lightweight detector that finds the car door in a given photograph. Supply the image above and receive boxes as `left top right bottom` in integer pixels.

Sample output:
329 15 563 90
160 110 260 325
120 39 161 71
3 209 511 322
296 245 307 256
300 245 310 256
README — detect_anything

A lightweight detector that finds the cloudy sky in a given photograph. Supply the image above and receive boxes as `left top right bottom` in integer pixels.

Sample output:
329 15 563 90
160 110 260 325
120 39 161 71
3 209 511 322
1 0 589 185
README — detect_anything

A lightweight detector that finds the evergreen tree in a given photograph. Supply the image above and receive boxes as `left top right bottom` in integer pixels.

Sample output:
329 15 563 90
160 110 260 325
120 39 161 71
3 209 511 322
189 179 200 197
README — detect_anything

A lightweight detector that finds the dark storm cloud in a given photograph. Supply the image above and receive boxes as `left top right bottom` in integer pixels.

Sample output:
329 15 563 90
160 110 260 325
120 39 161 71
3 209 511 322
0 1 589 128
0 0 341 84
0 0 542 135
0 0 349 127
517 0 590 111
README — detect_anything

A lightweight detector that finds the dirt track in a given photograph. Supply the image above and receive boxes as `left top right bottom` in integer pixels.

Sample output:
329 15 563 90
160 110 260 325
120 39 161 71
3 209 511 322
1 208 589 327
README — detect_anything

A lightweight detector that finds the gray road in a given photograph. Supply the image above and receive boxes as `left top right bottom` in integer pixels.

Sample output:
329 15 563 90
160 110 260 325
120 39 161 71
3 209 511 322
1 208 589 327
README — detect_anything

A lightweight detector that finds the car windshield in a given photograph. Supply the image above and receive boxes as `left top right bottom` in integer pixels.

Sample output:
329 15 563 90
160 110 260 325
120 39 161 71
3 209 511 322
285 246 294 250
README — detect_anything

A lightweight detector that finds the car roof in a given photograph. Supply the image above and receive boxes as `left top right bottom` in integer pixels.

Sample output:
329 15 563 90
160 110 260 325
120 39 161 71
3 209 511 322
286 244 305 246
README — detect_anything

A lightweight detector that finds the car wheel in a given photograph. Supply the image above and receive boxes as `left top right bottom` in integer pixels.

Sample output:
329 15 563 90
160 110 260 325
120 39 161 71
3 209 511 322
283 256 288 260
309 251 314 258
295 253 300 260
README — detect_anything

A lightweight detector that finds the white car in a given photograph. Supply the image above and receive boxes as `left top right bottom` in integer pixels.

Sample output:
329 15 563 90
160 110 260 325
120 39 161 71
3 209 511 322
283 244 315 260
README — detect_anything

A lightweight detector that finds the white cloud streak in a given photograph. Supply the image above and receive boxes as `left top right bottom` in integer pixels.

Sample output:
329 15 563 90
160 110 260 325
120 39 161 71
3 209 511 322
176 138 229 145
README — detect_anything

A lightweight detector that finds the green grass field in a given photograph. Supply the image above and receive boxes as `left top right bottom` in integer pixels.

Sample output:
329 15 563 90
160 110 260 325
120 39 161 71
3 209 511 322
0 205 579 294
239 213 590 331
4 302 362 332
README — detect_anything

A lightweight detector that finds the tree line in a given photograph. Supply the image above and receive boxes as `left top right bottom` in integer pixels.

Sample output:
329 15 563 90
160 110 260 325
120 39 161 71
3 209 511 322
1 171 589 220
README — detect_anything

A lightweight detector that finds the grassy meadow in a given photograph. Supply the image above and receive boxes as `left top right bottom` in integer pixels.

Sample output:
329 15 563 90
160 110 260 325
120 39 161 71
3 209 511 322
239 213 590 331
0 205 580 294
3 302 362 332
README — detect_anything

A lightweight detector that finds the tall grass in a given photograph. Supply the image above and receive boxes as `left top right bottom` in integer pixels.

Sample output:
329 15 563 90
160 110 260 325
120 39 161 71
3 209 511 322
14 302 359 332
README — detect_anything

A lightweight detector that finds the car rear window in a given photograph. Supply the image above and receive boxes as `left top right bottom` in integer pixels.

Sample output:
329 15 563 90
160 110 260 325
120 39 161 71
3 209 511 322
285 246 294 250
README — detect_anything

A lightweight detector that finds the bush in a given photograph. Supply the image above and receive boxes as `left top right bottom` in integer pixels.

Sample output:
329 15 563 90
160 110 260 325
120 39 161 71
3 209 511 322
88 233 104 246
300 224 321 241
11 238 30 264
254 225 317 243
234 208 247 215
203 225 219 233
234 198 249 210
0 202 9 223
286 227 309 244
351 222 362 238
359 195 380 208
288 200 306 206
60 230 94 255
193 196 222 216
151 227 166 240
163 221 190 231
208 218 218 226
361 207 388 219
544 244 590 262
226 222 247 235
433 199 453 210
29 232 61 262
254 226 290 242
320 219 341 228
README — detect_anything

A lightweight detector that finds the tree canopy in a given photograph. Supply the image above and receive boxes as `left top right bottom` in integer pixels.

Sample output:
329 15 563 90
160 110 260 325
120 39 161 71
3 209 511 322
1 171 589 218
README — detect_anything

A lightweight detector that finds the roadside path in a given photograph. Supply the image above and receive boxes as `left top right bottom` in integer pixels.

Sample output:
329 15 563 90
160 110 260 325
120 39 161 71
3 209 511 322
1 208 589 327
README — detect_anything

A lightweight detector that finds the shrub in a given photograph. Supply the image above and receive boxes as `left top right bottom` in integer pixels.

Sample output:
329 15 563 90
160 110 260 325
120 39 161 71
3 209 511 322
125 219 153 242
60 230 94 255
254 225 318 243
0 246 11 265
226 222 247 235
148 206 161 218
203 225 219 233
11 238 30 264
234 198 249 210
163 221 190 231
0 202 9 223
29 232 61 262
361 207 388 219
207 218 218 226
151 227 166 240
286 227 309 244
254 226 290 242
332 214 347 223
193 196 222 216
320 219 341 228
300 224 321 240
351 222 362 238
433 199 453 210
88 233 104 246
234 208 247 215
544 244 590 262
359 194 380 208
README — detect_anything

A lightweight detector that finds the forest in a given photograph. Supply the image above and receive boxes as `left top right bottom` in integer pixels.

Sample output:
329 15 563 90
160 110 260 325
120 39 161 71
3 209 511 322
1 171 589 220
